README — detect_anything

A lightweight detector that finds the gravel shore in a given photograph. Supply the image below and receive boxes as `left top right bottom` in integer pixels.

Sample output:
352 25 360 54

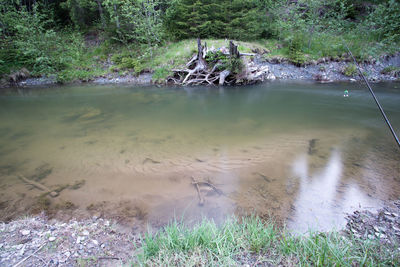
1 200 399 266
2 53 399 88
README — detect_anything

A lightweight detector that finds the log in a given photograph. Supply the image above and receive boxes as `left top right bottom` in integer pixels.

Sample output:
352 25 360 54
219 70 230 85
18 174 59 197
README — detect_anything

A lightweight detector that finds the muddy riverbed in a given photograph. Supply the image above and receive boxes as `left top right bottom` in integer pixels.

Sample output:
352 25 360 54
0 82 399 232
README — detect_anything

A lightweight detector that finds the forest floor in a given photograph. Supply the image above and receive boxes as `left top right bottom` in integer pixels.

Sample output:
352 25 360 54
1 201 399 266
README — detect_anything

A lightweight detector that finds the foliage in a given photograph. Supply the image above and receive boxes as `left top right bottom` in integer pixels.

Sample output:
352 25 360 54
152 67 171 82
342 63 358 77
61 0 100 29
1 0 399 82
364 0 400 43
164 0 273 41
0 3 88 77
103 0 164 47
205 50 243 74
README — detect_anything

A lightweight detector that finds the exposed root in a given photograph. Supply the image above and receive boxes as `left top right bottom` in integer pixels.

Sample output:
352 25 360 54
169 39 268 86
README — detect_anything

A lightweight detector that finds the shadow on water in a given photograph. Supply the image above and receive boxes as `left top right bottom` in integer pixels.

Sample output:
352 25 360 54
0 82 399 231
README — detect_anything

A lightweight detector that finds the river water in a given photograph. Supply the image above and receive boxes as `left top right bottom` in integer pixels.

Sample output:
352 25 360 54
0 82 399 232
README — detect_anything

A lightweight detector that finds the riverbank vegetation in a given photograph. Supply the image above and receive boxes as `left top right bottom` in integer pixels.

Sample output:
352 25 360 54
136 216 398 266
1 0 399 83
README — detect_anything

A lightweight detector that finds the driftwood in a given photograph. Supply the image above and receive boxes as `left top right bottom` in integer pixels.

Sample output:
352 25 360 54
195 180 223 195
169 39 245 86
191 176 224 206
191 176 204 206
169 39 268 86
18 174 59 197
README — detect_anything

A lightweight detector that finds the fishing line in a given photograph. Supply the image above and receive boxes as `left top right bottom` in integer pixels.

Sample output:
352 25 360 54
344 43 400 149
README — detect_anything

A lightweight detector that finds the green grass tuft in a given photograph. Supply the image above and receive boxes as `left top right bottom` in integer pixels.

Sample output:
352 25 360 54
133 216 399 266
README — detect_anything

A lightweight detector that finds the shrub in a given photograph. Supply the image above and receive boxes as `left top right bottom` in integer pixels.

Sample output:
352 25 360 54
288 35 306 66
342 63 358 77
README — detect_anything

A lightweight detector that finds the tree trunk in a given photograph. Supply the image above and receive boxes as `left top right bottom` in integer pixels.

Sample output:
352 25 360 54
96 0 106 29
113 4 120 29
229 40 240 58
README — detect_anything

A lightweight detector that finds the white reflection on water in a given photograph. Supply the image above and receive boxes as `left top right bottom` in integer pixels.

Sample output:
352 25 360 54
289 149 376 232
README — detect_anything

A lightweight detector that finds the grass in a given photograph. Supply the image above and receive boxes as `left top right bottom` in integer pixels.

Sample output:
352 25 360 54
133 216 399 266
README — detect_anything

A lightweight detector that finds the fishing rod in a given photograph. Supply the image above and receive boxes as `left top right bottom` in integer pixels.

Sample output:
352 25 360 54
344 43 400 149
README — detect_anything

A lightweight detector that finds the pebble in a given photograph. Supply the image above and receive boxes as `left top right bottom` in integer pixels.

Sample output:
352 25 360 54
375 232 387 239
49 236 56 242
82 230 89 236
76 236 85 244
92 240 99 246
20 230 30 236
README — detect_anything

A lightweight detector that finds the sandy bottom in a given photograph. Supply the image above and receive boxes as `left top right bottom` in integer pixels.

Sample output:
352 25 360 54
0 84 399 232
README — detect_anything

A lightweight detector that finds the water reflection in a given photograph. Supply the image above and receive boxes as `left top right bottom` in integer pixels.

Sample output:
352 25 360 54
289 149 378 232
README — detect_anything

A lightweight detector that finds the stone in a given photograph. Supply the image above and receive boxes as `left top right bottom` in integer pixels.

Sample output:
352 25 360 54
76 236 85 244
20 230 30 236
375 232 387 239
82 230 89 236
92 240 99 246
49 236 56 242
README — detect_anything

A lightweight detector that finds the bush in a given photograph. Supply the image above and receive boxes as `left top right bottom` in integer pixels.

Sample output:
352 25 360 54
365 0 400 43
152 67 171 82
205 50 243 74
342 63 358 77
288 35 306 66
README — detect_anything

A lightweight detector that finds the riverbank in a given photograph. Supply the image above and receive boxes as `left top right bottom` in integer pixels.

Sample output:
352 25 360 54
1 39 399 88
1 201 399 266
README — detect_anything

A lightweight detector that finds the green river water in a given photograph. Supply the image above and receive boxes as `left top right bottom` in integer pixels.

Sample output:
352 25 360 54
0 81 399 232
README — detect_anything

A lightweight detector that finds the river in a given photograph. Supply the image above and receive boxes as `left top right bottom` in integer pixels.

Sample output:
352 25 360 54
0 81 399 232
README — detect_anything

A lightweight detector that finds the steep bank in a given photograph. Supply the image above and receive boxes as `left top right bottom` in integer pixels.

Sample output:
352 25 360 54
1 201 399 266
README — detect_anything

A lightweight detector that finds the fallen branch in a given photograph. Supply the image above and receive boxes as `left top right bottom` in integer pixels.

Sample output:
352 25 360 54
191 176 204 206
13 243 46 267
18 174 59 197
196 180 223 195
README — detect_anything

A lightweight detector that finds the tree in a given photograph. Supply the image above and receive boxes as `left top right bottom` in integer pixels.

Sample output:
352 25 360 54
103 0 164 47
